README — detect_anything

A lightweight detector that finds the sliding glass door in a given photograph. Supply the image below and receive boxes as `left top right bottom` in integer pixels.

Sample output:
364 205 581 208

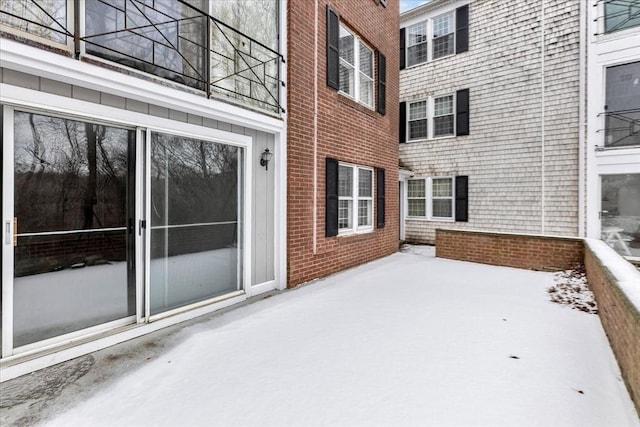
149 132 242 315
2 107 245 355
10 111 136 348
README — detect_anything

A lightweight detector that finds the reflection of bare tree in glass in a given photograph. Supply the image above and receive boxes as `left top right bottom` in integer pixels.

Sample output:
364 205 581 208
0 0 68 43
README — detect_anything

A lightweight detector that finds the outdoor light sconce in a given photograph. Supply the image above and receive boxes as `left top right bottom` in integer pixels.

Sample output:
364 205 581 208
260 148 273 170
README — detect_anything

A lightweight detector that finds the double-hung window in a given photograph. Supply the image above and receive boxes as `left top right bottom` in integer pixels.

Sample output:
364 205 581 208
339 25 374 108
432 12 454 59
400 5 468 68
433 95 454 137
338 164 373 233
407 21 428 67
406 92 460 141
408 100 428 140
604 61 640 148
407 177 455 220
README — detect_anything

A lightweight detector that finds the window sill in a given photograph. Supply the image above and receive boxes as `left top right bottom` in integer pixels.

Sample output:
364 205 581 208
405 217 455 222
338 227 374 237
337 93 377 117
406 134 457 143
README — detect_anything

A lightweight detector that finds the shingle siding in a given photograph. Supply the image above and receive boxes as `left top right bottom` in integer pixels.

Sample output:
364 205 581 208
400 0 580 243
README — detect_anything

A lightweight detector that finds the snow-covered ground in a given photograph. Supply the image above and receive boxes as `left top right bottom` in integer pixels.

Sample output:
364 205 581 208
41 246 639 426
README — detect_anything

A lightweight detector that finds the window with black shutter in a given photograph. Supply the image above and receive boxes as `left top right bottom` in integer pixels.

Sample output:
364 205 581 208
326 6 340 90
376 51 386 115
455 176 468 222
456 89 469 136
326 158 339 236
455 5 469 54
376 168 385 228
400 27 406 70
399 101 407 143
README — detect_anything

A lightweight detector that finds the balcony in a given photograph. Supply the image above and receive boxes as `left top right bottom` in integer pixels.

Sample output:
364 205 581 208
600 108 640 148
0 0 283 114
603 0 640 34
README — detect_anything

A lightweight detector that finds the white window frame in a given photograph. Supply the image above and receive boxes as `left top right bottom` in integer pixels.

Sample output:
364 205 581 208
405 177 455 221
404 9 457 68
408 99 428 141
339 24 375 109
338 163 374 234
406 93 456 141
407 179 426 217
432 94 455 137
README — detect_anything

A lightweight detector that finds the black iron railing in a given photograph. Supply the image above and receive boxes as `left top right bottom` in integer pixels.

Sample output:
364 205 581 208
598 108 640 148
0 0 283 114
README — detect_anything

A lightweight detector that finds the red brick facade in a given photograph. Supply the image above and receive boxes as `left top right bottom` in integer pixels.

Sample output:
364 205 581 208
287 0 400 286
435 229 584 271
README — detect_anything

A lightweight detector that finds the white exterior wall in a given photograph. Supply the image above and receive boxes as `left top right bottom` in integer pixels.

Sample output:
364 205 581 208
585 2 640 240
399 0 580 243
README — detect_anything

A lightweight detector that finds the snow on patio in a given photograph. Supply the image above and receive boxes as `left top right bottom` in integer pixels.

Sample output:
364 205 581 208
43 246 639 426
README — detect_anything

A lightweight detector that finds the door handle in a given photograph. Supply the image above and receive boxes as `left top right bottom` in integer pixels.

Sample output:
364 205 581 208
6 218 17 246
4 221 10 245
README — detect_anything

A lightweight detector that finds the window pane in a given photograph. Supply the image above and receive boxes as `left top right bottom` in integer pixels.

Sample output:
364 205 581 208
358 200 372 226
605 61 640 148
409 119 428 139
0 0 67 43
359 42 373 78
432 199 453 218
432 33 454 59
434 95 453 116
408 199 426 217
433 13 453 37
407 43 429 67
85 0 207 90
338 165 353 197
408 22 427 45
339 27 354 64
359 76 374 107
408 180 425 197
432 178 452 197
409 101 427 120
433 115 454 137
338 200 352 229
339 61 355 97
605 1 640 33
600 174 640 257
359 169 372 197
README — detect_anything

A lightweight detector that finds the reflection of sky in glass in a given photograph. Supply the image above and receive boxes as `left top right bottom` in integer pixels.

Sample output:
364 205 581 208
400 0 431 13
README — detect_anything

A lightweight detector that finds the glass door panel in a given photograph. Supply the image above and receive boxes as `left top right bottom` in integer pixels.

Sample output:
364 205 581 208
600 174 640 258
12 111 135 347
149 132 242 315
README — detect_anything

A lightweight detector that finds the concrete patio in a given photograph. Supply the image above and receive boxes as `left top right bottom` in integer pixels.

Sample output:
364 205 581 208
1 246 638 426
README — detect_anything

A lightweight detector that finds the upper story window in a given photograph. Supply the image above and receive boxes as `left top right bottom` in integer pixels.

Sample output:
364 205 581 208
604 61 640 148
605 0 640 34
432 12 454 59
0 0 283 114
339 25 374 108
326 6 387 115
407 22 428 67
0 0 69 45
402 90 467 142
400 5 468 69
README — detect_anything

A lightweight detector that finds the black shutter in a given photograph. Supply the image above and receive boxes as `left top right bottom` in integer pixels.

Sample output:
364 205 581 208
326 158 339 236
400 27 406 70
326 6 340 90
376 168 385 228
399 101 407 143
455 176 468 222
376 51 386 115
455 5 469 54
456 89 469 136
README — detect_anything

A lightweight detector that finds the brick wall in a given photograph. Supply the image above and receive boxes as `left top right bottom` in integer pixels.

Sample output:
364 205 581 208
435 228 584 270
436 229 640 412
400 0 580 243
287 0 400 286
584 241 640 414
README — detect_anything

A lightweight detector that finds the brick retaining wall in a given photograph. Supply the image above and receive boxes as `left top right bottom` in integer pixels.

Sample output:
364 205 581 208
435 229 584 270
435 229 640 413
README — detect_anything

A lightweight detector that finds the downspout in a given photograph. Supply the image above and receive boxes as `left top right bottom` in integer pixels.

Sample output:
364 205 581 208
312 0 319 254
540 0 546 234
578 0 587 237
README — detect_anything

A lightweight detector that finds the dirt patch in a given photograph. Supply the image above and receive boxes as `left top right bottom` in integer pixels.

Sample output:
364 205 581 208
547 265 598 314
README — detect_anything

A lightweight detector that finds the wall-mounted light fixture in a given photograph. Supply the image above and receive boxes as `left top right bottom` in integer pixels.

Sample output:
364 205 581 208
260 148 273 170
